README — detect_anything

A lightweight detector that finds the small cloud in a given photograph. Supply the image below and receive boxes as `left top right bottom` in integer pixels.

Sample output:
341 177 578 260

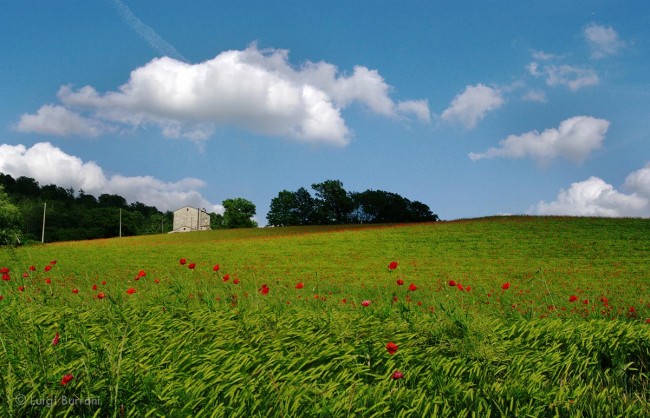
584 23 625 59
469 116 609 165
15 105 106 137
396 100 431 123
441 84 504 129
531 50 557 61
531 167 650 217
0 142 222 212
521 89 547 103
528 63 599 91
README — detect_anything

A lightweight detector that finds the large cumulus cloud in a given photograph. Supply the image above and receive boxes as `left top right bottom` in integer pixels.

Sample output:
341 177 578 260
15 45 429 145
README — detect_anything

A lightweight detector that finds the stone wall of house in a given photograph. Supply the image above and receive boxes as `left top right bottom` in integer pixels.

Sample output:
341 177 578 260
171 207 211 232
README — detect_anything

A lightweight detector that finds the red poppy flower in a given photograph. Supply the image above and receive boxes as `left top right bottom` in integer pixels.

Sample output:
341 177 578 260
97 292 106 299
645 318 650 324
92 284 98 291
629 307 636 313
102 280 107 285
18 285 24 292
212 264 220 272
0 267 8 274
0 295 4 301
396 279 404 286
60 374 74 386
44 265 52 272
295 282 304 289
45 278 52 285
180 258 187 265
388 261 398 270
386 342 398 355
501 282 510 290
583 299 589 305
569 295 578 302
154 279 160 284
49 260 57 265
1 273 9 281
188 263 196 270
22 272 29 278
456 283 464 291
29 265 36 271
222 274 230 282
72 289 79 294
391 371 404 380
361 300 371 307
233 278 240 285
465 286 471 292
408 283 417 291
136 270 146 279
126 288 136 295
448 280 456 287
52 332 60 346
259 284 269 295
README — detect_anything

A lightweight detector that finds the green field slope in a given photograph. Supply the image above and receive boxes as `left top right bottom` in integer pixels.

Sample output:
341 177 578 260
1 216 649 417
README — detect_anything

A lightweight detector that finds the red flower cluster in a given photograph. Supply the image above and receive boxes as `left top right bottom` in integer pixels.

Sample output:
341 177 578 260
179 258 187 265
386 342 398 355
213 264 220 272
61 374 74 386
361 300 371 307
569 295 578 302
259 284 269 295
52 332 60 346
388 261 398 270
408 283 417 291
502 282 511 290
391 371 404 380
135 270 146 280
126 288 136 295
295 282 304 289
396 279 404 286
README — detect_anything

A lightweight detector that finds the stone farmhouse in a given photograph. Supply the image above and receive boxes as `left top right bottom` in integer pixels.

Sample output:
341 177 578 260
170 206 211 233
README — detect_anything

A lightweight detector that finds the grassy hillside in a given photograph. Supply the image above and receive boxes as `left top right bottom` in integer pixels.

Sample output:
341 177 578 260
1 216 649 417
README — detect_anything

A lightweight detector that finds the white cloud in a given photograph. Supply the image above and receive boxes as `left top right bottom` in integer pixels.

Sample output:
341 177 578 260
623 163 650 199
528 63 599 91
16 45 429 146
584 23 625 59
441 84 504 129
15 105 106 137
521 89 547 103
0 142 222 213
531 165 650 217
469 116 609 164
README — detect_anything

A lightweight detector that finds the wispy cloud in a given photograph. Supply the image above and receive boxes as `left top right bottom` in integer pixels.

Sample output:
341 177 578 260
108 0 187 62
584 23 625 59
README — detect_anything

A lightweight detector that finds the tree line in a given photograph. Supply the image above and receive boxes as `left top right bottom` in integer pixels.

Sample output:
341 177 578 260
0 173 436 245
266 179 438 226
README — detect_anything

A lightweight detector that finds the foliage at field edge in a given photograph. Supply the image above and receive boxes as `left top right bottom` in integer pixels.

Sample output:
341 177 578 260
0 216 648 417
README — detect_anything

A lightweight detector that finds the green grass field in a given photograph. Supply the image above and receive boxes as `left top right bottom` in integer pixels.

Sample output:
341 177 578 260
1 216 649 417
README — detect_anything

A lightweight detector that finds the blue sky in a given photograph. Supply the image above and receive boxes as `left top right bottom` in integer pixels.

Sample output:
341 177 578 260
1 1 649 223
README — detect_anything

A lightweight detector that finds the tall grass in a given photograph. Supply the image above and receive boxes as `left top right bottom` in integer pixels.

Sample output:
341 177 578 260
0 216 648 416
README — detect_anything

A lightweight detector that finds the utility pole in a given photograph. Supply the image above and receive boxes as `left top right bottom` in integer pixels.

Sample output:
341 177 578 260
41 202 46 243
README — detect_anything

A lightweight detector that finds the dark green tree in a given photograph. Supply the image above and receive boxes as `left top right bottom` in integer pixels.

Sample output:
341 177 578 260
223 198 257 228
311 180 354 224
0 185 22 245
267 190 300 226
